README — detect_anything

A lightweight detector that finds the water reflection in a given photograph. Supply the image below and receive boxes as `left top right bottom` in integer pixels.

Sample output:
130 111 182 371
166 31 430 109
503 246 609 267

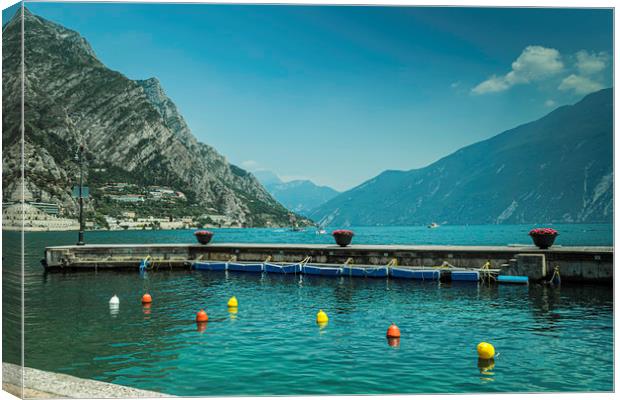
478 358 495 375
196 322 207 333
228 307 238 320
387 337 400 348
143 303 152 317
109 304 119 317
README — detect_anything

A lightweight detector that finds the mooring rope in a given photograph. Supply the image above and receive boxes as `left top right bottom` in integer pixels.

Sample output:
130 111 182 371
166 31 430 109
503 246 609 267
480 260 495 283
548 265 561 285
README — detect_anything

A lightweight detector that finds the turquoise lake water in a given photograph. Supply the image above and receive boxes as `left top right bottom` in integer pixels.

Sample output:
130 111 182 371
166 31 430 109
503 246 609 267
2 224 614 395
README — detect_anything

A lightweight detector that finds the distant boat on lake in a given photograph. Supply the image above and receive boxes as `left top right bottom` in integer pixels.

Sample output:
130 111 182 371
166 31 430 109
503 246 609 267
428 222 439 229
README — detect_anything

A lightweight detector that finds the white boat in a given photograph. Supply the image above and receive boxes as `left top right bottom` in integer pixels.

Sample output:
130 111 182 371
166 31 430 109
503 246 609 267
428 222 439 229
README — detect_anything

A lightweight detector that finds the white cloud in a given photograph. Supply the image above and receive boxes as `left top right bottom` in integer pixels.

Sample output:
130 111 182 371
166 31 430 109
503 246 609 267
240 160 260 171
450 81 460 89
575 50 609 75
472 46 564 95
544 99 556 107
471 75 510 94
558 74 604 95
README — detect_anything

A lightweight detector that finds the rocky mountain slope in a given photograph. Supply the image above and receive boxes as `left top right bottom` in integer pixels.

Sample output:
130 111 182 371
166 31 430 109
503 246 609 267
254 171 339 216
310 88 613 226
2 8 299 227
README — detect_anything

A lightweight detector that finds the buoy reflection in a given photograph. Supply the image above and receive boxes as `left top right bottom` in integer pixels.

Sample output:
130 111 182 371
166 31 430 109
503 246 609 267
228 307 238 320
109 304 119 317
478 358 495 378
387 337 400 348
196 322 207 333
317 321 328 331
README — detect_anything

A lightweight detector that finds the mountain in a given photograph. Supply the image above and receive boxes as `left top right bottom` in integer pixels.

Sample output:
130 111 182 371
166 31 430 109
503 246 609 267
310 88 613 226
2 9 302 227
253 170 283 187
254 171 339 216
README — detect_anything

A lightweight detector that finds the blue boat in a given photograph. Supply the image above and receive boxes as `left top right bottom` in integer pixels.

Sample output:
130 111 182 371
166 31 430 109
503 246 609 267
227 262 264 273
390 267 440 280
193 261 227 271
302 264 342 276
497 275 529 284
342 265 389 278
451 270 480 281
264 262 302 274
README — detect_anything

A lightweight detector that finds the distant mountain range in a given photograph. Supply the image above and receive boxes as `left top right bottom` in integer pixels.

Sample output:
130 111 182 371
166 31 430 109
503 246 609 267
310 88 613 226
2 9 303 227
254 171 339 216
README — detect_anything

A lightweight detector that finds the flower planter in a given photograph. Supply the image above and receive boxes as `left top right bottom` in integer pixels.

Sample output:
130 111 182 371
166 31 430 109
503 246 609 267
528 228 558 249
332 230 354 247
530 234 557 249
194 230 213 245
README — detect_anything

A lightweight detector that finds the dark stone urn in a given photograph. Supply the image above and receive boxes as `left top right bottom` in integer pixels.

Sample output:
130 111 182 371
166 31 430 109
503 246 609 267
332 230 354 247
530 234 558 249
194 230 214 245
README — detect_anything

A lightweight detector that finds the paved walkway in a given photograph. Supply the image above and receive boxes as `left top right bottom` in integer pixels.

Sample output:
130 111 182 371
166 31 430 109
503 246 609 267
2 363 171 399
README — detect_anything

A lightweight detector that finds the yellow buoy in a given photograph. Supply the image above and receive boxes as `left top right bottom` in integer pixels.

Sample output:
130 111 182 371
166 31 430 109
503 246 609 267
227 296 238 308
477 342 495 360
316 309 329 324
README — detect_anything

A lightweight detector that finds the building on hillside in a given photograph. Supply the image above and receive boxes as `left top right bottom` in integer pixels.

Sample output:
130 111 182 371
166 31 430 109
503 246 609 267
2 203 79 231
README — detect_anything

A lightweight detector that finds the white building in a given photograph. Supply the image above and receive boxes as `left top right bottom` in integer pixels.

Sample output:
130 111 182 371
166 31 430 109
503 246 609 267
2 203 79 231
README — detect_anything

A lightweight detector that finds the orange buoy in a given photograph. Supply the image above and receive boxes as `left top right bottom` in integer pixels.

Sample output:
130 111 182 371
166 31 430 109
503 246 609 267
386 322 401 338
196 309 209 322
141 293 152 304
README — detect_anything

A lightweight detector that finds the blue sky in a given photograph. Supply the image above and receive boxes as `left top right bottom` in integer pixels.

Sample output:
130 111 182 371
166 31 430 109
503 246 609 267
4 3 613 191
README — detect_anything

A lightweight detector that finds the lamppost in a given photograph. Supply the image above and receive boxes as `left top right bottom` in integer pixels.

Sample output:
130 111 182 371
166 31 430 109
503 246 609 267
76 144 85 246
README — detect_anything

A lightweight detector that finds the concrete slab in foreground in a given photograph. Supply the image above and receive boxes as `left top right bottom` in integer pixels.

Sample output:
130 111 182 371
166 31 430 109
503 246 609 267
2 363 171 399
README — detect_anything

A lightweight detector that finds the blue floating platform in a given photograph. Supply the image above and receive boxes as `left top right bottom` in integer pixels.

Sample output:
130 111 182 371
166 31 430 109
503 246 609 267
497 275 529 284
303 265 342 276
451 271 480 281
342 266 389 278
389 267 416 279
390 267 440 280
412 270 441 280
264 262 302 274
227 262 264 273
193 261 227 271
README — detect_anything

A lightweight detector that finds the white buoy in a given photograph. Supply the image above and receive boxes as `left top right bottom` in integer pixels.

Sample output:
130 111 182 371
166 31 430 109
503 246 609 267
109 295 120 305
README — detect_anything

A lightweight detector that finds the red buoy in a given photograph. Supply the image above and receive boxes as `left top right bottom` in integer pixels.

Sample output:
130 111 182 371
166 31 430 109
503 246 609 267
386 323 401 338
141 293 152 304
196 309 209 322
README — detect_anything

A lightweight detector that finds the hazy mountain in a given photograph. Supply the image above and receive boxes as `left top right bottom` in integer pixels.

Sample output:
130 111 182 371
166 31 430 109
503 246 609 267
254 171 339 216
310 88 613 226
253 170 283 187
2 9 302 227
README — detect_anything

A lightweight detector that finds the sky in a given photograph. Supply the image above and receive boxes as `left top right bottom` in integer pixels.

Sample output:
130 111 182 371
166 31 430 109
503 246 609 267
3 2 614 191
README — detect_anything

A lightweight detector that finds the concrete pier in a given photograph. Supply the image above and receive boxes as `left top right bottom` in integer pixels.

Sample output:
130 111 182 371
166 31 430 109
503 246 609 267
43 243 613 283
2 363 171 398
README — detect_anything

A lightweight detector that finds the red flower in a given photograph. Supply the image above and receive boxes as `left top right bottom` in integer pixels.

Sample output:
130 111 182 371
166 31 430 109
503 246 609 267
332 229 354 237
529 228 558 236
194 230 213 236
